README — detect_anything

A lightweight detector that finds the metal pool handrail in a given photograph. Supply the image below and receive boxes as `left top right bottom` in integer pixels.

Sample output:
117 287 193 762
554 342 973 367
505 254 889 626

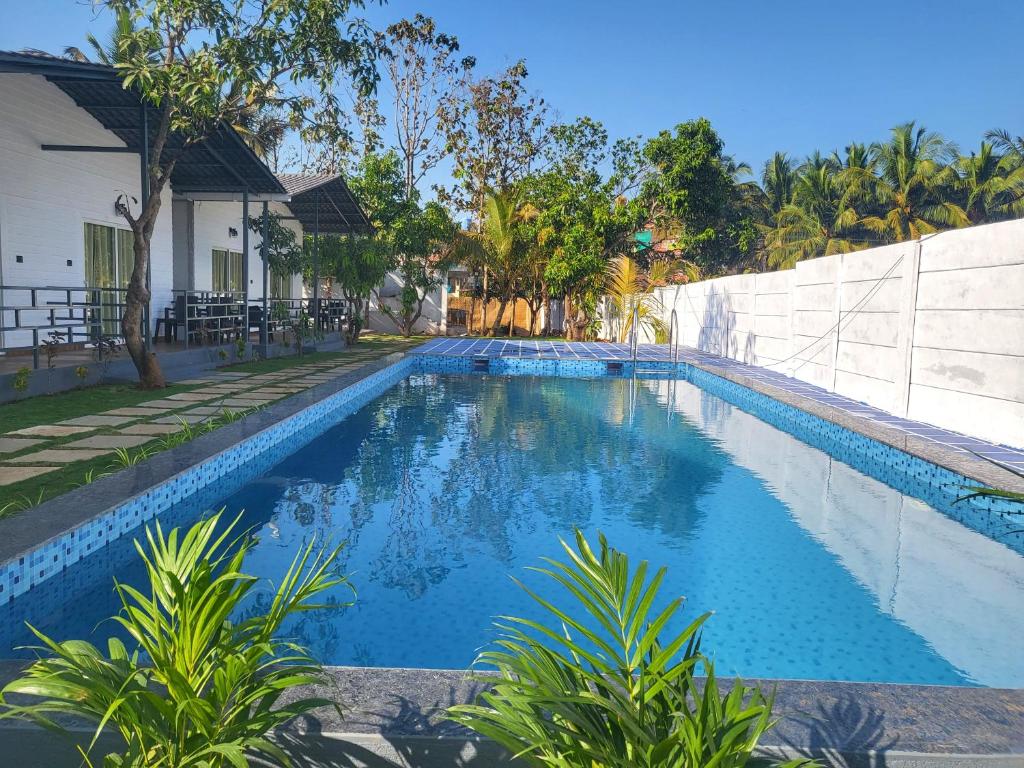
668 307 680 363
629 304 639 363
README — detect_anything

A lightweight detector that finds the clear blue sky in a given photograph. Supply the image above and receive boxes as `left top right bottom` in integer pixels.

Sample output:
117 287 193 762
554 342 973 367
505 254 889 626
4 0 1022 187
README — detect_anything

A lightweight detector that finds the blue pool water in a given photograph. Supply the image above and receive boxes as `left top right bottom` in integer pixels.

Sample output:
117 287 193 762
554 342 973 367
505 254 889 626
3 371 1023 686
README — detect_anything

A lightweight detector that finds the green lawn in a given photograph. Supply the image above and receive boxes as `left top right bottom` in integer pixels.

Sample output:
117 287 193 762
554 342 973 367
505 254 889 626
0 334 425 514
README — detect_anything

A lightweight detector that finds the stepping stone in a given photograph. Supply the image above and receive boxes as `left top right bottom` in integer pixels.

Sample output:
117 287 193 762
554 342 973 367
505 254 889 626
57 415 136 428
0 437 47 455
165 392 220 402
173 378 217 385
218 398 271 407
0 465 60 486
62 434 155 450
9 424 95 438
138 399 190 409
7 448 112 464
180 406 229 416
119 423 182 436
103 407 175 417
153 414 212 425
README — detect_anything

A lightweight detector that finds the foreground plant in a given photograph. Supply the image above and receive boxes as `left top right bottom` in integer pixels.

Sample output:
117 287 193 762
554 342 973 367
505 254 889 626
0 511 349 767
449 530 817 768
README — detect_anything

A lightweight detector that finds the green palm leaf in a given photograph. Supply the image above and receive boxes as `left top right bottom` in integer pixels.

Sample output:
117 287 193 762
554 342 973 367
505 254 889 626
449 530 820 768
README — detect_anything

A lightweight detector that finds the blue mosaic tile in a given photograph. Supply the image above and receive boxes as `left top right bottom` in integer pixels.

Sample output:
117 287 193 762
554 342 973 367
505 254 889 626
0 357 418 602
2 340 1021 602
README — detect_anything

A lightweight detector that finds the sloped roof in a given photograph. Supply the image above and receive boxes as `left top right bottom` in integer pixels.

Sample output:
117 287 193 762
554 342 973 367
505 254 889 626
0 50 284 195
276 173 373 235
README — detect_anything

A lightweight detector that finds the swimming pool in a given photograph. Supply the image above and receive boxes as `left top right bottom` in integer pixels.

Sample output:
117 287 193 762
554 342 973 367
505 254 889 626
2 362 1022 687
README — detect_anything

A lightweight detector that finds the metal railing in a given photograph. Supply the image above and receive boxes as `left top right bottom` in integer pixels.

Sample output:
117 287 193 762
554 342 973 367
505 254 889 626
158 290 246 349
629 305 640 363
0 284 146 368
668 308 680 363
246 297 351 345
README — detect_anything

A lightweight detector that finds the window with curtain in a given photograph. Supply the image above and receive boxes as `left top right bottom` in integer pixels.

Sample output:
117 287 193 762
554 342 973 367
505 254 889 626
212 249 244 292
270 272 292 299
84 223 133 335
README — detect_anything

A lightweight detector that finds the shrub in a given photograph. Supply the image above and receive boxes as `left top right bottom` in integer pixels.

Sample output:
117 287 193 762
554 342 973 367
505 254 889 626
12 366 30 393
0 511 349 767
449 530 818 768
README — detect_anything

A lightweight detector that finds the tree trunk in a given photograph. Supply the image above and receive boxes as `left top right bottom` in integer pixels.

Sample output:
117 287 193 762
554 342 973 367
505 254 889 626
123 210 165 389
507 293 515 338
481 267 489 333
541 281 550 336
490 294 509 337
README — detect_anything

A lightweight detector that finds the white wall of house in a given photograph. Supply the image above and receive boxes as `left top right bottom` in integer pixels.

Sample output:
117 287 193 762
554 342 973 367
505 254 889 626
367 270 446 334
0 73 172 348
610 219 1024 448
176 199 302 300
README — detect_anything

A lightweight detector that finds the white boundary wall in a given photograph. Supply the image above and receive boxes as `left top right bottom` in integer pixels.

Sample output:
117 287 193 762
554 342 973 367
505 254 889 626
606 219 1024 448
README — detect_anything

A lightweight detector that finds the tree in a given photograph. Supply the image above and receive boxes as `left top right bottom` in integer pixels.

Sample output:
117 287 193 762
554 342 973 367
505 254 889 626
763 157 862 268
761 152 796 216
437 60 549 224
378 14 475 200
637 119 753 274
604 256 676 342
525 119 636 340
97 0 379 387
956 141 1024 223
844 122 968 242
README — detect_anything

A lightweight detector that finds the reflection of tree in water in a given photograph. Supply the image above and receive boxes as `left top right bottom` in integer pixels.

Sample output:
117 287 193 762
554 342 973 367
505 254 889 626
264 373 727 607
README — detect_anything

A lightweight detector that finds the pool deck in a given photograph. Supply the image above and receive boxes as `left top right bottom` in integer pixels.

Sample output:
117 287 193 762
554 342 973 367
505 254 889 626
412 338 1024 492
0 663 1019 766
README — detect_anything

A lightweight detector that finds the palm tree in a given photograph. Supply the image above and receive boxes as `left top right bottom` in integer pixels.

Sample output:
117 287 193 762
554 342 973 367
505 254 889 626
833 142 875 171
604 256 678 343
761 152 796 216
845 122 968 242
762 158 862 268
986 129 1024 164
63 9 150 65
452 189 536 336
956 142 1024 224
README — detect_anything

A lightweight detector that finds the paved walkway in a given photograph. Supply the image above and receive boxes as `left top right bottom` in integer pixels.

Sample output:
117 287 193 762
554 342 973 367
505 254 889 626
0 344 414 488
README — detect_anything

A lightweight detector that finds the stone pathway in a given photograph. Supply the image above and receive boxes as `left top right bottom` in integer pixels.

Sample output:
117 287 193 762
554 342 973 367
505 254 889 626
0 344 413 487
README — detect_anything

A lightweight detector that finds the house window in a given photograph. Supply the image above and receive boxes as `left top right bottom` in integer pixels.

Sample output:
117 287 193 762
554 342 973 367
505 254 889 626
212 249 243 292
84 223 133 335
271 272 292 299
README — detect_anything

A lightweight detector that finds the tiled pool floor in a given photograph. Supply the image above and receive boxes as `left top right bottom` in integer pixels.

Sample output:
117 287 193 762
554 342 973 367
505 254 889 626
411 338 1024 473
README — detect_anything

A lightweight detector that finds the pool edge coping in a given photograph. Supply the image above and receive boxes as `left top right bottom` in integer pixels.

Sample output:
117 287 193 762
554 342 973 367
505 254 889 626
0 663 1018 761
682 354 1024 494
0 351 409 569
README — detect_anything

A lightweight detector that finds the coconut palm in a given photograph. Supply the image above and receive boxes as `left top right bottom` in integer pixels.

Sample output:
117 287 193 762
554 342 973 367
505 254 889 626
833 142 875 172
956 142 1024 224
762 159 862 268
844 122 968 242
761 152 796 216
986 128 1024 164
63 9 152 66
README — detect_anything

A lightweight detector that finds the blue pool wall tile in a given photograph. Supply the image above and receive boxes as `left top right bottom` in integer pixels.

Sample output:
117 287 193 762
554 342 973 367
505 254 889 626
0 357 417 603
3 350 1020 604
413 354 1022 552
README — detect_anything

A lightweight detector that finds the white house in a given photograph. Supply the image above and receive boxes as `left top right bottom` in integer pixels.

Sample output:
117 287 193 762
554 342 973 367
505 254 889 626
0 50 371 371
